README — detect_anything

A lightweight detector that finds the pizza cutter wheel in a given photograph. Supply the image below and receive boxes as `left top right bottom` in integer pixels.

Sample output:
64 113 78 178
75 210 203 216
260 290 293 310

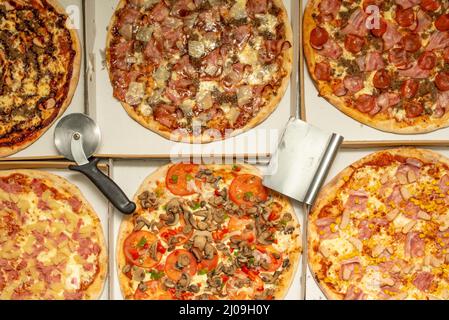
54 113 136 215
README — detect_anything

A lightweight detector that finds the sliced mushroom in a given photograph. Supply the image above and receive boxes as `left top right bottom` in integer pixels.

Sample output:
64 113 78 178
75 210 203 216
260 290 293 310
260 271 281 284
149 241 158 261
164 278 176 289
122 264 131 274
193 235 207 251
203 243 215 260
177 273 191 288
257 231 274 245
132 267 146 282
191 247 203 262
177 253 191 269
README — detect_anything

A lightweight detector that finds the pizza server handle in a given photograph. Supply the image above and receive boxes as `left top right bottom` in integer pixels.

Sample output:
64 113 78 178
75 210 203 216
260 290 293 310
69 159 136 215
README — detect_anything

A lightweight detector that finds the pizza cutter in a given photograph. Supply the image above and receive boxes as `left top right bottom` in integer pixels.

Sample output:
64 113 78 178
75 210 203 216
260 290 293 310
262 0 344 300
54 113 136 215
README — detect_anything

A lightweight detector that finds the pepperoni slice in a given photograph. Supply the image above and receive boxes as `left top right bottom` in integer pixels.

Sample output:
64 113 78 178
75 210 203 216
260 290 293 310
402 34 421 52
314 62 331 81
355 94 376 113
421 0 440 11
371 18 387 38
388 48 410 70
229 174 268 207
164 249 197 281
418 51 436 70
310 27 329 49
435 14 449 32
345 34 365 54
435 71 449 91
123 231 162 268
166 163 201 196
396 7 415 28
373 70 391 89
401 79 419 99
404 102 424 118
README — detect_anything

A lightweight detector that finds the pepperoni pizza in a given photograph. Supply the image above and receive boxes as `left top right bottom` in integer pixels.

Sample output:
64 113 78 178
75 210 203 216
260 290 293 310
0 170 107 300
106 0 293 143
117 163 301 300
304 0 449 134
309 148 449 300
0 0 81 157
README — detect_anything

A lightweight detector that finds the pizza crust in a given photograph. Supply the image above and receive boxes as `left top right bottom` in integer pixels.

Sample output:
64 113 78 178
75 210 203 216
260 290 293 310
0 0 81 158
303 0 449 135
106 0 293 144
0 169 107 300
308 147 449 300
117 163 301 300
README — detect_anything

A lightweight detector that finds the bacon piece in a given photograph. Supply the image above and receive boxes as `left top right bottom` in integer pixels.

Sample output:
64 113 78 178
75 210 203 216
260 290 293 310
413 271 434 292
144 38 163 64
436 91 449 118
315 62 331 81
319 0 341 17
426 31 449 51
154 104 178 129
332 79 347 96
260 39 291 63
234 24 252 48
109 41 134 70
149 2 169 22
405 232 425 259
344 285 365 300
118 7 141 26
414 9 432 33
202 49 224 78
343 75 364 93
317 39 342 59
383 22 402 50
247 0 268 14
365 51 385 71
376 92 400 112
398 62 430 78
395 0 422 9
340 258 360 281
342 9 368 37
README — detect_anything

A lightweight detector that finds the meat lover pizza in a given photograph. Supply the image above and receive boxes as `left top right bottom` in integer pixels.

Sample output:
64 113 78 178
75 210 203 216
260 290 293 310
106 0 293 143
0 0 81 157
310 148 449 300
117 163 301 300
305 0 449 134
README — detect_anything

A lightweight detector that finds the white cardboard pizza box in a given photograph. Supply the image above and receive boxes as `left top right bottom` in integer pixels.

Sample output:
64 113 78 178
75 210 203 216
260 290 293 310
108 159 303 300
301 0 449 147
0 161 112 300
6 0 87 160
85 0 296 158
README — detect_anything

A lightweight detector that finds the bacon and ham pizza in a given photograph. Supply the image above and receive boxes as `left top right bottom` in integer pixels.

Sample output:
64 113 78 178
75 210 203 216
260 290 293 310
304 0 449 134
0 170 107 300
309 148 449 300
117 163 301 300
106 0 292 143
0 0 81 157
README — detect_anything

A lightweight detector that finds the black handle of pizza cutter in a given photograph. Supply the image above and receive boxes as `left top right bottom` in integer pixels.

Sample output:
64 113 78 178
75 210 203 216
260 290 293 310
69 158 136 215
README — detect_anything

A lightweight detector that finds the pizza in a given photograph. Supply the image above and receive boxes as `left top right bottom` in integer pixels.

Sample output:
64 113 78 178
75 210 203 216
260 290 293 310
304 0 449 134
309 148 449 300
0 0 81 157
106 0 293 143
0 170 107 300
117 163 301 300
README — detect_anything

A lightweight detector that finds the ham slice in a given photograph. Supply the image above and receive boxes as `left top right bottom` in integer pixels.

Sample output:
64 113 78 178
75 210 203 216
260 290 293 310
426 31 449 51
340 258 360 281
376 92 400 112
436 91 449 117
356 52 385 72
395 0 421 9
383 22 402 50
319 0 341 17
343 75 364 93
315 217 338 239
344 285 365 300
398 62 430 79
318 39 342 59
413 271 434 292
439 175 449 194
414 9 432 33
345 190 368 212
405 232 425 259
342 9 368 37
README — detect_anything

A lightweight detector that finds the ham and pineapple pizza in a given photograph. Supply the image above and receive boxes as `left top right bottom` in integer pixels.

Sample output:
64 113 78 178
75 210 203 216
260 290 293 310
309 148 449 300
0 170 107 300
304 0 449 134
0 0 81 157
106 0 293 143
117 163 301 300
